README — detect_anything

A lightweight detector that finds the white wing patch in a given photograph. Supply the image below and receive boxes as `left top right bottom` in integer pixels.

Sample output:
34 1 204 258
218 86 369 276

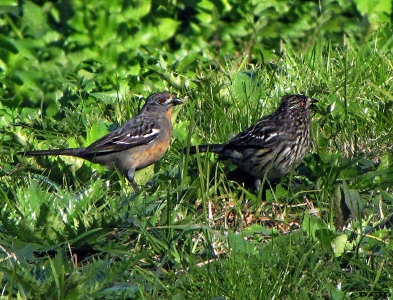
115 128 160 144
264 132 279 142
144 128 160 137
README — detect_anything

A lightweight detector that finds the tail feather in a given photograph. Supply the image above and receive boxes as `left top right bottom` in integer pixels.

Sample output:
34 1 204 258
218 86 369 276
18 148 86 157
187 144 225 154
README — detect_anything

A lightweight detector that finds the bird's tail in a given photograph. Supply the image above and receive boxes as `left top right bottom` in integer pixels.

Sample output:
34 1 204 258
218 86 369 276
186 144 225 154
18 148 86 157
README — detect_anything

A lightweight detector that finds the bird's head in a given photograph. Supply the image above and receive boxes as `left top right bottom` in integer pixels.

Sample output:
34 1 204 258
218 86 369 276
280 94 318 112
144 92 183 109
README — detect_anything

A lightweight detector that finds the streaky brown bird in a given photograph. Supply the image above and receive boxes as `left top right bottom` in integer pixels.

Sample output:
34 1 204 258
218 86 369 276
186 94 317 189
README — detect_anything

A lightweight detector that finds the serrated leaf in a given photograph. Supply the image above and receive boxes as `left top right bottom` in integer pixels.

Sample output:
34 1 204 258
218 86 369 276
227 231 258 255
242 224 277 236
302 214 327 239
331 233 348 256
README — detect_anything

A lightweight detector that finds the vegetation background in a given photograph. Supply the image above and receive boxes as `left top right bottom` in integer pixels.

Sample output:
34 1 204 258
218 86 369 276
1 0 393 298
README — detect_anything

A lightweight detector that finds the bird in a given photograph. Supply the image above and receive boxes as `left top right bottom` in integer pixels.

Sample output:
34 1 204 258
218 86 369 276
18 91 183 191
186 94 318 190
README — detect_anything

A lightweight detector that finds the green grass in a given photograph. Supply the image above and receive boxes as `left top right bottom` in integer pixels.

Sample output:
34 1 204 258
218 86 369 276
1 0 393 299
3 39 393 299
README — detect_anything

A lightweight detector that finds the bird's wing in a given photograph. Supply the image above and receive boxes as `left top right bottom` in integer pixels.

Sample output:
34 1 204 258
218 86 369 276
85 115 160 153
226 119 288 149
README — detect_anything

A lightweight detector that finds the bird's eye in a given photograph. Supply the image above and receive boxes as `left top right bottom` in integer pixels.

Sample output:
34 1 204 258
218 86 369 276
300 99 307 107
158 97 167 104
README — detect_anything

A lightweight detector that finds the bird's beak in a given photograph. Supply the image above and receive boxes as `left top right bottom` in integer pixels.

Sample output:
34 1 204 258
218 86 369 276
309 98 318 109
171 97 183 106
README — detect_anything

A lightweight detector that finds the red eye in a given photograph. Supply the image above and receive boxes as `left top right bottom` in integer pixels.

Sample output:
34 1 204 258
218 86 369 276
300 100 307 107
158 97 166 104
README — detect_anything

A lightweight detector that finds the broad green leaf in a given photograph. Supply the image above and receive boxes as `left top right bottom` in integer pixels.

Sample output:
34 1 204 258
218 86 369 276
85 121 108 146
331 233 348 256
302 214 327 240
342 180 363 219
0 35 18 53
155 18 180 41
354 0 392 23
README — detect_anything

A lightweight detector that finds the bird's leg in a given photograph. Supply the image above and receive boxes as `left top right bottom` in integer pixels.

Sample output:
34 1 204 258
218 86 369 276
255 178 268 200
126 169 139 193
254 179 261 191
